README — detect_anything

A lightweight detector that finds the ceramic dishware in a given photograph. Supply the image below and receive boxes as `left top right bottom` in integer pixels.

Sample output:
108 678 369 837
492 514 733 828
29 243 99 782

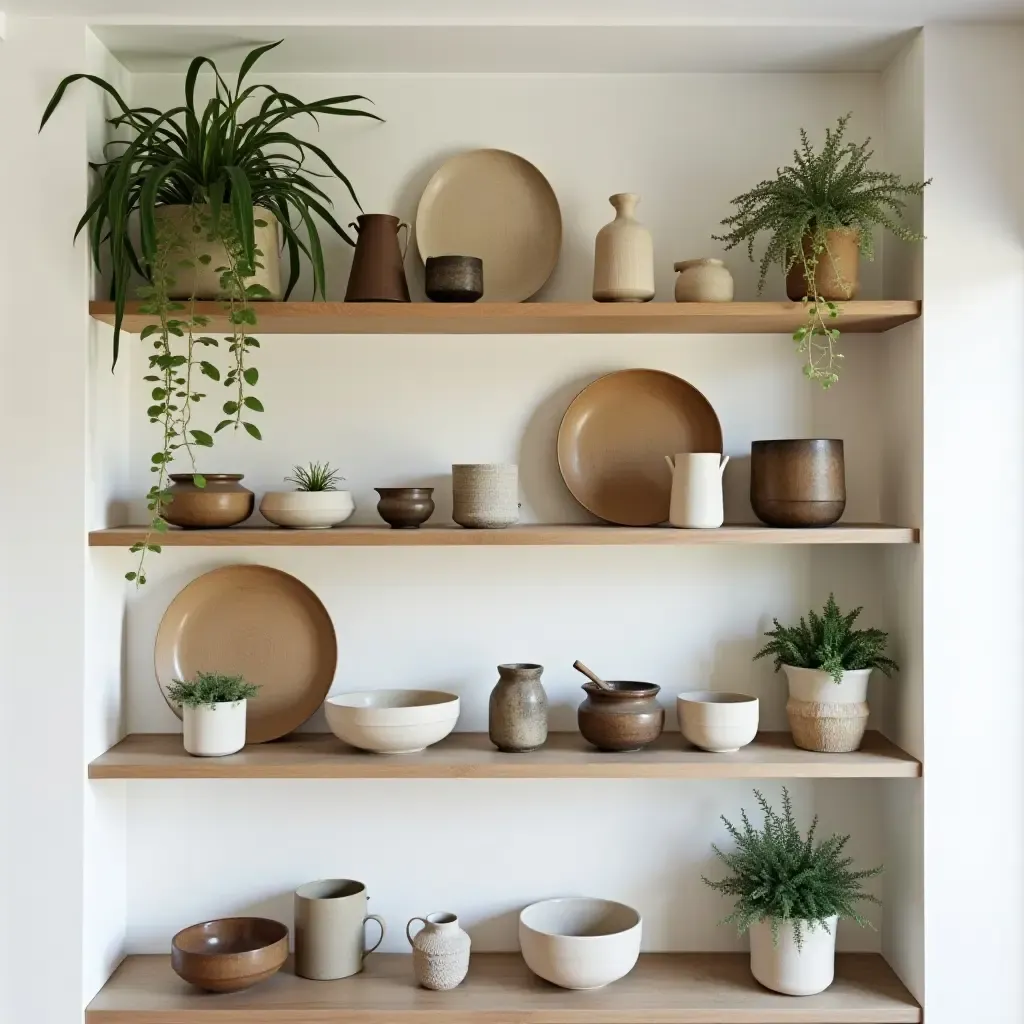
677 691 759 752
593 193 655 302
294 879 385 981
154 566 337 743
578 680 664 752
558 370 723 526
325 689 460 753
407 912 472 990
416 149 561 302
750 439 846 527
452 464 519 529
750 915 839 995
260 490 355 529
345 213 410 302
489 663 548 752
162 473 254 529
666 453 729 529
425 256 484 302
171 917 288 992
786 228 860 300
375 487 435 529
673 258 734 302
182 700 248 757
519 898 641 990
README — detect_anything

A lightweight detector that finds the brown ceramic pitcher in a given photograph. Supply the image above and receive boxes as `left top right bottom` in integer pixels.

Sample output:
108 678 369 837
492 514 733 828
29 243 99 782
344 214 411 302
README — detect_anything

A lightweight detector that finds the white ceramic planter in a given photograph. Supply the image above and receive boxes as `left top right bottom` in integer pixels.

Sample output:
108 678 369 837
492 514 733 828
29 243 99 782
182 701 247 757
749 915 838 996
782 666 871 753
260 491 355 529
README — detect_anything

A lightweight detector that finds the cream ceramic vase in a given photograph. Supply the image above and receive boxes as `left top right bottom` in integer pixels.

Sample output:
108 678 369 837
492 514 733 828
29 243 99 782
593 193 655 302
182 701 247 757
783 666 872 753
665 453 729 529
674 258 734 302
407 912 471 991
749 916 838 996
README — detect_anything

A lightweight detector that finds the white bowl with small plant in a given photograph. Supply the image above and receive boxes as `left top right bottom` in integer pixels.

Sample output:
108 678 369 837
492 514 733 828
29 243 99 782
754 594 898 753
166 672 261 757
260 462 355 529
703 788 881 996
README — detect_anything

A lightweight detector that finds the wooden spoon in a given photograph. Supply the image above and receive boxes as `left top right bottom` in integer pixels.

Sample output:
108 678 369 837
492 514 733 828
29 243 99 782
573 660 615 691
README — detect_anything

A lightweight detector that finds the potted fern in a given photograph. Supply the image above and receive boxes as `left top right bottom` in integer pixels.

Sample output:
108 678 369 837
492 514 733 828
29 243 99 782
260 462 353 529
714 113 929 387
754 595 898 753
703 789 881 996
166 672 260 757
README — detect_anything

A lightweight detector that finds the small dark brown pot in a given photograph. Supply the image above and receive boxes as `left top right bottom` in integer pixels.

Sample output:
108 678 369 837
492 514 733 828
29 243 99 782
425 255 484 303
750 439 846 527
163 473 254 529
375 487 435 529
578 682 665 752
171 917 288 993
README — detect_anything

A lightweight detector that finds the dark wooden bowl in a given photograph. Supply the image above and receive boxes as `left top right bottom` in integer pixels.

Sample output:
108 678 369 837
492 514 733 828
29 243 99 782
750 439 845 528
171 917 288 993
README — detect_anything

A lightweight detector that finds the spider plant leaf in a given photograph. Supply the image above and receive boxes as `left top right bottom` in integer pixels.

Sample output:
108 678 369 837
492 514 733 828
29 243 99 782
236 39 283 88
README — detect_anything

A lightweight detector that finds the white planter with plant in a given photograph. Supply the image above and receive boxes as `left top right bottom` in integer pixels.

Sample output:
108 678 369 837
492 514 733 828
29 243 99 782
260 462 355 529
704 788 881 996
754 595 898 753
167 672 260 757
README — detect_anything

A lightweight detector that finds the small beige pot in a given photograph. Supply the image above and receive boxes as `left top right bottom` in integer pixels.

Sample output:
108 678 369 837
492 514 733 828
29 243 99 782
407 912 471 991
783 666 871 753
673 258 734 302
452 464 519 529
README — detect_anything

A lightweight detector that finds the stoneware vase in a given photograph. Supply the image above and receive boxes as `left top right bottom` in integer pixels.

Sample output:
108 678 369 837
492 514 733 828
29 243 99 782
785 229 860 301
345 213 411 302
182 701 247 757
294 879 385 981
673 258 734 302
452 463 519 529
578 682 664 752
783 666 872 753
489 663 548 752
375 487 435 529
666 452 729 529
406 912 471 991
260 490 355 529
749 916 839 996
593 193 655 302
750 439 845 528
425 256 484 302
163 473 255 529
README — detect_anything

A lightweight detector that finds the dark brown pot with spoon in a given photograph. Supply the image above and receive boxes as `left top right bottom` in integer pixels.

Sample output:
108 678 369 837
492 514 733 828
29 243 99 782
345 214 411 302
750 439 845 527
573 661 664 752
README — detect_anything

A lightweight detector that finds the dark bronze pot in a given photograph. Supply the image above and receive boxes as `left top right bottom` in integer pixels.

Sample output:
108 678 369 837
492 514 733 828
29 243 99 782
163 473 254 529
345 214 411 302
750 439 845 527
578 682 664 752
425 255 483 303
375 487 435 529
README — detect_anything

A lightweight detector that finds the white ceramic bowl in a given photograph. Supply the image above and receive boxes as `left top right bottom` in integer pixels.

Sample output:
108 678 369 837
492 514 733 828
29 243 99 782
519 898 641 990
260 491 355 529
677 691 759 752
324 689 459 754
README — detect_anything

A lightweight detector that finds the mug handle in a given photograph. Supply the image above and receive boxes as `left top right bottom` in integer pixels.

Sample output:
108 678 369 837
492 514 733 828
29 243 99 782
397 222 410 262
363 914 386 960
406 916 427 947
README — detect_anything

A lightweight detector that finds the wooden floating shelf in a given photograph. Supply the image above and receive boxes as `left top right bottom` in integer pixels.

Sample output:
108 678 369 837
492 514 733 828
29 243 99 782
89 524 918 547
89 300 921 336
86 952 921 1023
88 731 920 781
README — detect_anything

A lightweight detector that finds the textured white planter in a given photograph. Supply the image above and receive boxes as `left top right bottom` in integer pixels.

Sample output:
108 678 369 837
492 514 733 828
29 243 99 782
783 666 871 753
749 916 838 996
260 491 355 529
182 701 247 757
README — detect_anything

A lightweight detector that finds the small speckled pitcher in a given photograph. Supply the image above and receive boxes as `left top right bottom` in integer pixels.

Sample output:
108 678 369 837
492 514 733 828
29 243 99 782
407 912 471 990
488 663 548 752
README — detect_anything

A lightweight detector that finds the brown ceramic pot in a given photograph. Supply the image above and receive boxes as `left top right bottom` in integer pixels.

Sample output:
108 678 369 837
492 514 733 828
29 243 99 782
375 487 435 529
785 229 860 301
163 473 254 529
425 255 484 303
750 439 846 527
578 682 664 752
171 917 288 993
345 214 411 302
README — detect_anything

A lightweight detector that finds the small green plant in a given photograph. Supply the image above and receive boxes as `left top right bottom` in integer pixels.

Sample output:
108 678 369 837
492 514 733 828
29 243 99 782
285 461 344 491
166 672 260 708
703 788 881 948
754 594 898 685
714 113 929 387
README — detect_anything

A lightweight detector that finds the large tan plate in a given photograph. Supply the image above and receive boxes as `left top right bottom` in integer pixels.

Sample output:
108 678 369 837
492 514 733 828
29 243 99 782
557 369 723 526
155 565 337 744
415 148 561 302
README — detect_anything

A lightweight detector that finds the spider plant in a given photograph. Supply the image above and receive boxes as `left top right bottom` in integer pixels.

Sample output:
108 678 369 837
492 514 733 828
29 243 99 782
285 461 345 492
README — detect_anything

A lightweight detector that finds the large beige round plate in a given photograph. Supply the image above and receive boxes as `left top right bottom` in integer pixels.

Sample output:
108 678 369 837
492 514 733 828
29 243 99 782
558 369 723 527
416 148 561 302
155 565 337 743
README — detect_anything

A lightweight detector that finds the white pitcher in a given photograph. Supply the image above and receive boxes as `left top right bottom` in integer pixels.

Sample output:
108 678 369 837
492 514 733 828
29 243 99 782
665 453 729 528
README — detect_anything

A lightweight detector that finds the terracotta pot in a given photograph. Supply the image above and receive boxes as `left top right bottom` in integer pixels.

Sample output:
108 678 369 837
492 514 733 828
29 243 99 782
489 663 548 753
578 682 664 752
163 473 255 529
750 439 845 528
593 193 655 302
785 229 860 301
374 487 434 529
345 214 411 302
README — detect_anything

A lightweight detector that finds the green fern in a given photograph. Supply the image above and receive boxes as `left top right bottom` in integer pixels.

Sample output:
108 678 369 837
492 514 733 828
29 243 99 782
702 788 881 949
753 594 898 684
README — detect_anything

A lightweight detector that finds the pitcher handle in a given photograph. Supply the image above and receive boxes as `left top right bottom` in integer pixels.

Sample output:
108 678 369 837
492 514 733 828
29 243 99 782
406 916 427 947
397 222 410 262
719 454 731 475
363 914 386 960
348 220 360 235
664 455 675 474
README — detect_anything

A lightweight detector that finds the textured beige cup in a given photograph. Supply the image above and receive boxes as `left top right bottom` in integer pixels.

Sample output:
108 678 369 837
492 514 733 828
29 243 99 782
294 879 385 981
452 464 519 529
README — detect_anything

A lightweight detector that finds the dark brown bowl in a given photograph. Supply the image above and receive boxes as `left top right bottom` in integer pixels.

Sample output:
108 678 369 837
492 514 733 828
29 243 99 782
578 681 665 752
171 917 289 993
375 487 435 529
750 439 845 528
425 255 484 303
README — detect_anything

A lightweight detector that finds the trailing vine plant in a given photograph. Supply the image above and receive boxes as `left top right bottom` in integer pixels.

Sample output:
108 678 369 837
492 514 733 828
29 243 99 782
714 114 930 387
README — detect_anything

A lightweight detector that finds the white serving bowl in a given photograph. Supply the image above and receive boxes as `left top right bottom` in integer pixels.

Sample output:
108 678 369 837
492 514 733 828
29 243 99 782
677 691 759 752
324 689 460 754
260 490 355 529
519 898 641 990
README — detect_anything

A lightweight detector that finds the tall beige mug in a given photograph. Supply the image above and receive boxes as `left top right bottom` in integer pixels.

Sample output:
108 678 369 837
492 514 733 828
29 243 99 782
294 879 386 981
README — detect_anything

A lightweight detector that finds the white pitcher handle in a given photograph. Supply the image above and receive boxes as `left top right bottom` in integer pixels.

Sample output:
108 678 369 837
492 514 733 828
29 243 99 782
664 455 675 474
719 454 730 474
